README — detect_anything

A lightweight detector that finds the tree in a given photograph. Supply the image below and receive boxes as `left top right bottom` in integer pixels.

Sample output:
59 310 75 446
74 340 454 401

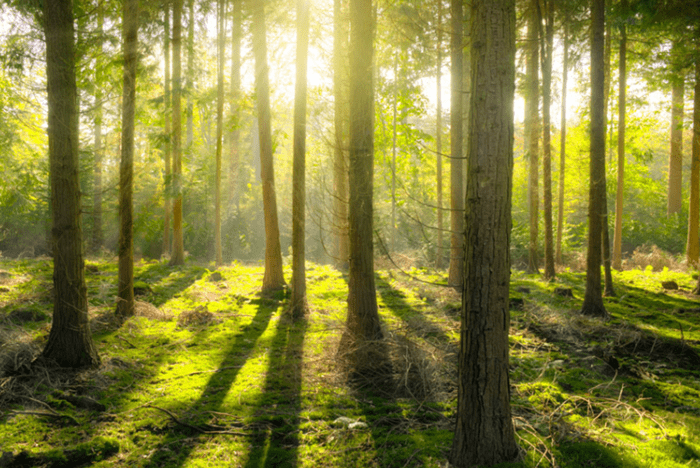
339 0 388 378
186 0 194 150
581 0 608 318
251 0 285 292
449 0 519 464
667 40 684 216
90 4 104 254
540 0 555 279
291 0 310 317
435 0 444 269
116 0 139 319
39 0 100 368
693 59 700 291
214 0 224 266
525 0 540 274
333 0 350 269
688 54 700 268
162 4 172 257
170 0 186 265
447 0 464 287
612 1 627 271
556 15 569 265
229 0 242 210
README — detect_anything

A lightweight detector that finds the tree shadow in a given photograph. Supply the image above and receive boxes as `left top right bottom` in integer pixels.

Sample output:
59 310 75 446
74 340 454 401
243 314 307 468
140 300 276 468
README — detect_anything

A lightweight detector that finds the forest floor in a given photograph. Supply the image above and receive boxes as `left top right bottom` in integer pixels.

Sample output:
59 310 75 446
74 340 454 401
1 257 700 467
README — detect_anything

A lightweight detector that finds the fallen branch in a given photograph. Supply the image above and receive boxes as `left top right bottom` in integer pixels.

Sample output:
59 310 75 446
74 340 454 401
144 405 249 436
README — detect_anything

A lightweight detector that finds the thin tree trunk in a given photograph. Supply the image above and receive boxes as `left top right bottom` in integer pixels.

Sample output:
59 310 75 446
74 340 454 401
333 0 349 269
40 0 100 368
391 54 398 252
251 0 285 291
612 13 626 271
117 0 139 319
449 0 519 464
540 0 555 280
170 0 186 265
229 0 242 210
668 41 684 216
91 5 104 254
525 0 540 274
581 0 608 318
214 0 224 266
291 0 310 318
687 58 700 268
186 0 194 149
556 18 568 265
447 0 464 288
163 5 172 257
436 0 444 269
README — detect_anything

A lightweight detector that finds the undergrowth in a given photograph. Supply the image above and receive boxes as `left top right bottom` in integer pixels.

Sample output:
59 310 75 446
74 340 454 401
0 258 699 467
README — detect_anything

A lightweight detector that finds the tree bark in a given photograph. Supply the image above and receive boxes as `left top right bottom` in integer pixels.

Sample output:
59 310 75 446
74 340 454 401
449 0 519 464
581 0 608 318
214 0 224 266
668 42 684 216
540 0 555 280
91 6 104 255
163 5 172 257
556 17 568 265
116 0 139 319
40 0 100 368
333 0 349 269
251 0 285 291
435 0 444 269
525 0 540 274
687 58 700 268
612 13 626 271
447 0 464 288
170 0 186 265
291 0 310 318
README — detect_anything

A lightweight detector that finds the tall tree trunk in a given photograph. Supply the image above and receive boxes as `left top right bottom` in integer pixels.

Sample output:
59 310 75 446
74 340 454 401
540 0 555 280
556 18 568 265
435 0 444 269
214 0 224 266
525 0 540 274
447 0 464 287
668 41 685 216
291 0 310 318
339 0 388 379
170 0 186 265
612 13 626 271
251 0 285 292
449 0 519 464
229 0 242 210
333 0 350 269
186 0 194 149
91 5 104 254
687 58 700 268
117 0 139 319
391 54 398 252
40 0 100 368
163 5 172 257
581 0 608 318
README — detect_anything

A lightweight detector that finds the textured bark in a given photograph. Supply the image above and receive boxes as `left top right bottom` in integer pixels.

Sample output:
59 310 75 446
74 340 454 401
214 0 224 266
449 0 519 464
525 0 540 274
687 58 700 268
163 6 172 257
170 0 186 266
540 0 555 280
91 6 104 254
40 0 99 368
612 16 626 271
251 0 285 292
668 41 684 216
333 0 349 269
447 0 464 288
581 0 608 318
339 0 388 378
116 0 138 319
291 0 310 318
556 19 568 265
435 0 444 269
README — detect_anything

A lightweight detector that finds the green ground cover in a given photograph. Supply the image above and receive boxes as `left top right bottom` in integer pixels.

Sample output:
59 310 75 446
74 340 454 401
1 258 700 467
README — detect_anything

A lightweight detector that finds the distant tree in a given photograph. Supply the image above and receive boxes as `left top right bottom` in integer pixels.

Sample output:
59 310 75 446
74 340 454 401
214 0 224 267
435 0 444 269
251 0 285 292
525 0 540 274
540 0 555 280
693 55 700 292
90 5 104 255
229 0 242 209
556 15 569 265
170 0 186 265
162 4 172 257
186 0 195 150
339 0 389 378
447 0 464 287
581 0 608 318
449 0 519 464
116 0 139 319
612 0 627 271
40 0 100 368
667 40 684 216
688 56 700 268
291 0 310 317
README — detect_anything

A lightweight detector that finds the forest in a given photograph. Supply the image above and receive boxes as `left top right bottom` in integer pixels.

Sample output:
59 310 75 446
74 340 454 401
1 0 700 466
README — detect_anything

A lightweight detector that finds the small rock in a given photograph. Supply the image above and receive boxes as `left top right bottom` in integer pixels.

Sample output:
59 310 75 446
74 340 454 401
661 281 679 290
8 308 48 323
554 287 574 298
332 416 355 428
208 272 223 282
348 421 368 430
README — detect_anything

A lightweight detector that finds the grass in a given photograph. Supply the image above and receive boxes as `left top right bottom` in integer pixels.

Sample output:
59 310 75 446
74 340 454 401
0 257 700 467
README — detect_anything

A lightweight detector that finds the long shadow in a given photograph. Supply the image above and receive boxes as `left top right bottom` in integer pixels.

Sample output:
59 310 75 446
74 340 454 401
243 314 308 468
141 299 276 468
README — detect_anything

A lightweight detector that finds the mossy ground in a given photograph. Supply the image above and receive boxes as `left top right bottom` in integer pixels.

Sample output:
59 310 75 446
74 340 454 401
1 258 700 467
